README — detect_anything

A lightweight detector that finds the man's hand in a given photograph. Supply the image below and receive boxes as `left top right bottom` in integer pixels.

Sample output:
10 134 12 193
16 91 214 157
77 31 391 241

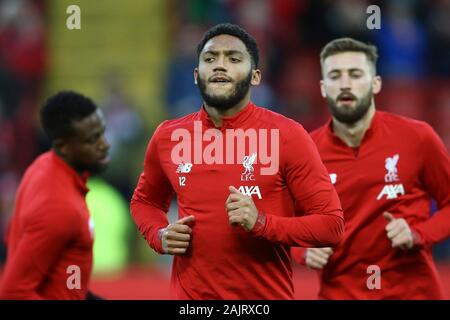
305 248 333 270
383 212 414 250
225 186 258 231
161 215 195 255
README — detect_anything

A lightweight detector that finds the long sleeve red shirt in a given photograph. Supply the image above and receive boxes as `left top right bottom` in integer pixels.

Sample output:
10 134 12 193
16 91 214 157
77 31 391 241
131 102 344 299
0 151 94 300
292 111 450 299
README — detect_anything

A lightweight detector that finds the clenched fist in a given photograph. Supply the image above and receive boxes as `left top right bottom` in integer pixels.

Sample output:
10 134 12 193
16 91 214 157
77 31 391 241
383 212 414 250
161 215 195 255
305 247 334 270
225 186 258 231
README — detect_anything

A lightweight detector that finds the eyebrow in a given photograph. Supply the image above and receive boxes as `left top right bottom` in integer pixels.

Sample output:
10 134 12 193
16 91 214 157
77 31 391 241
327 68 364 75
202 50 244 56
83 123 106 139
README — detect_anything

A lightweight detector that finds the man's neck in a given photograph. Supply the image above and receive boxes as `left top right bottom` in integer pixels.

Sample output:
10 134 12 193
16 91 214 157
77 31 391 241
332 105 376 148
204 95 250 127
53 148 84 177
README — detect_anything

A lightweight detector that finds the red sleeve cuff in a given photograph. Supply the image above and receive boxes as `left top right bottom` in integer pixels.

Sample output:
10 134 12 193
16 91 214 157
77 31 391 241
250 212 267 236
411 228 424 248
151 228 165 254
291 247 307 265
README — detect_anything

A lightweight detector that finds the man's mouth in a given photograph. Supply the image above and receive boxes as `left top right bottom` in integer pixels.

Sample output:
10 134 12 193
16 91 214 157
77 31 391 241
209 75 232 83
98 154 110 165
337 93 356 104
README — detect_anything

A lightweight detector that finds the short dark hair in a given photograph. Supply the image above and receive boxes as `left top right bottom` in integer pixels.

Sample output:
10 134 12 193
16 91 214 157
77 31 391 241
320 37 379 73
197 23 259 69
40 90 97 142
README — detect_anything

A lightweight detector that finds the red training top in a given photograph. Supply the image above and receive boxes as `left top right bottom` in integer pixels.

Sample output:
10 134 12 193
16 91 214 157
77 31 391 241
0 151 94 300
131 102 344 299
293 111 450 299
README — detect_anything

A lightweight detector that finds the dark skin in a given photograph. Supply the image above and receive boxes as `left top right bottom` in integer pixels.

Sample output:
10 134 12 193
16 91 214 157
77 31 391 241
194 34 261 127
53 109 110 175
51 109 109 300
162 35 262 255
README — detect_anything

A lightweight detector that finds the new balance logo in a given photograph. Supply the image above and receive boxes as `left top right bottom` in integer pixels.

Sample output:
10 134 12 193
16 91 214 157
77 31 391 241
238 186 262 199
377 184 405 200
176 162 192 173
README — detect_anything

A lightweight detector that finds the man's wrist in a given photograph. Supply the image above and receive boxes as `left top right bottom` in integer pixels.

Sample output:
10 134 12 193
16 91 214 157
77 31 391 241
157 227 168 253
250 212 267 235
411 229 423 248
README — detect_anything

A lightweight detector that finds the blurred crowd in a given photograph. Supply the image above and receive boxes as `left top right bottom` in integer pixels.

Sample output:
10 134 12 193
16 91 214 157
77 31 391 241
0 0 46 262
1 0 450 268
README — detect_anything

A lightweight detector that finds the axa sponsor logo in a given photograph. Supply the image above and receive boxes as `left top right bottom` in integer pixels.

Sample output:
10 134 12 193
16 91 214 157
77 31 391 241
377 184 405 200
238 185 262 199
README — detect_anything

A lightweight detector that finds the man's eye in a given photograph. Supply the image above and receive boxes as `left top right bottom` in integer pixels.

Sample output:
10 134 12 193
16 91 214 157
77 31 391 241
204 57 214 62
230 57 240 63
86 135 99 144
351 73 363 78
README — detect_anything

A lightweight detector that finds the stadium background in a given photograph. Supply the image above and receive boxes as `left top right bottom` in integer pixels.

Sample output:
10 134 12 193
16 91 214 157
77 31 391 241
0 0 449 299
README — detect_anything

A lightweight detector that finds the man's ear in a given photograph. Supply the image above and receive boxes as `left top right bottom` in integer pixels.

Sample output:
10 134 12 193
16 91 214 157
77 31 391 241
53 138 70 158
194 68 198 85
320 80 327 98
372 75 382 95
251 69 261 85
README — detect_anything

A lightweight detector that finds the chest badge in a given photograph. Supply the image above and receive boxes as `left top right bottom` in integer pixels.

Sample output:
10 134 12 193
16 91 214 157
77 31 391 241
241 153 257 181
384 154 399 182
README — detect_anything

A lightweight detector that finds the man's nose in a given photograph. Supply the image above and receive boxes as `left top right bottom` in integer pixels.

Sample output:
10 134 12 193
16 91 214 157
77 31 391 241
213 55 227 72
339 74 351 90
98 135 110 152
